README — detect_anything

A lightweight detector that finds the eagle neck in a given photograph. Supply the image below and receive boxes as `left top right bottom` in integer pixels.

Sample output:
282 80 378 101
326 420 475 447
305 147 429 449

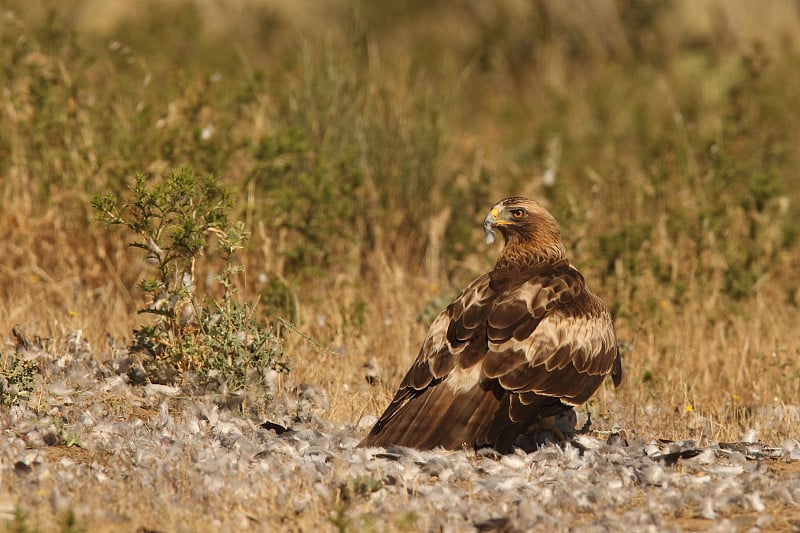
494 240 567 272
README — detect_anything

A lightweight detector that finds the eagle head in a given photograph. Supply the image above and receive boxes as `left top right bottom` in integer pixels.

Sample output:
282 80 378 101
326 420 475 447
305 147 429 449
483 197 566 262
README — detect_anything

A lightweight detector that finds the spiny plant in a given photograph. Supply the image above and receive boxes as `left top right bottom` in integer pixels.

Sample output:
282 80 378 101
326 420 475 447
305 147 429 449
91 166 288 393
0 351 38 406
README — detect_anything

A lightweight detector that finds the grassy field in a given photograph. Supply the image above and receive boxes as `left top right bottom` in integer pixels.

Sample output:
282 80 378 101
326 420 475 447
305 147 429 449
2 0 800 530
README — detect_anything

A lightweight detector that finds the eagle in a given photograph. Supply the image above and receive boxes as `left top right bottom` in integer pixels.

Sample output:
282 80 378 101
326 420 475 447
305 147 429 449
359 197 622 452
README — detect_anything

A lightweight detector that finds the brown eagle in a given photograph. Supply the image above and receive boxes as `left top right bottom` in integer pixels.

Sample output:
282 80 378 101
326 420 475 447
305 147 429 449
359 197 622 452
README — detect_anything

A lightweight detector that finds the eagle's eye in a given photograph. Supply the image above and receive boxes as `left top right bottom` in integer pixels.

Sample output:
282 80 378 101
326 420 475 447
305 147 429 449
510 208 525 219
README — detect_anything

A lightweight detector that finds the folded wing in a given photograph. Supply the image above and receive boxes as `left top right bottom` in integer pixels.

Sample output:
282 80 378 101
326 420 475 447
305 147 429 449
359 261 621 451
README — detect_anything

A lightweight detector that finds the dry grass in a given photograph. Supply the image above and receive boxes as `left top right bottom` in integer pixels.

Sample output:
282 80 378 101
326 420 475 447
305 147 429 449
2 0 800 530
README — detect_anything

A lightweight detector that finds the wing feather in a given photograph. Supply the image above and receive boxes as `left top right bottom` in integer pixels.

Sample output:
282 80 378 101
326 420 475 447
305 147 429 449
360 230 622 452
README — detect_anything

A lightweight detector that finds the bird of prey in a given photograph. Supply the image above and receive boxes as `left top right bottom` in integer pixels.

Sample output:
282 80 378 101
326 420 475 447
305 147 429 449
359 197 622 452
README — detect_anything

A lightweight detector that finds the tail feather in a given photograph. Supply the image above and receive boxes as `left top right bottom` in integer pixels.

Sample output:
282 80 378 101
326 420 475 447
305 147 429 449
359 379 576 452
359 382 506 450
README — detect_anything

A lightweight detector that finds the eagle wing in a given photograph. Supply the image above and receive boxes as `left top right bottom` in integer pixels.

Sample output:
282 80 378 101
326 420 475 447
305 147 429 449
360 261 621 451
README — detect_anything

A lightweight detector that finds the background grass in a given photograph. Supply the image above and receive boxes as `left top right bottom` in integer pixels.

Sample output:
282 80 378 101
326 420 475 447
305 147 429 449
2 0 800 455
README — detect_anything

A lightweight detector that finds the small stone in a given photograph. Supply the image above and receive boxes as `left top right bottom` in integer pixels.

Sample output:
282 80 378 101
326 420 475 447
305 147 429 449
43 431 60 446
14 461 32 476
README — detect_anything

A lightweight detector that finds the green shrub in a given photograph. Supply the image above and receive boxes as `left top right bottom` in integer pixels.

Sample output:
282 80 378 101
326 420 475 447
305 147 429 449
92 166 288 392
250 127 363 274
0 351 38 406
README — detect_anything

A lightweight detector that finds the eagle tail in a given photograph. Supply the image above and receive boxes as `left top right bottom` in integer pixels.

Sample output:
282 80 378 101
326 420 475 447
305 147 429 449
359 382 505 450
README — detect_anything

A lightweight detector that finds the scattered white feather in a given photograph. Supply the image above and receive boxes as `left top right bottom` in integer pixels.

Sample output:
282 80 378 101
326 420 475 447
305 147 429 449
3 332 800 532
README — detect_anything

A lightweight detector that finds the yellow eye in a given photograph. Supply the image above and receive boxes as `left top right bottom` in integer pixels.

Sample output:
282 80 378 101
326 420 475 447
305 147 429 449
510 209 525 219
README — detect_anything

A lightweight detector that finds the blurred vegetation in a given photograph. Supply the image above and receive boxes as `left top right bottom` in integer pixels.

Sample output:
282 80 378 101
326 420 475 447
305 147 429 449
2 0 800 434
